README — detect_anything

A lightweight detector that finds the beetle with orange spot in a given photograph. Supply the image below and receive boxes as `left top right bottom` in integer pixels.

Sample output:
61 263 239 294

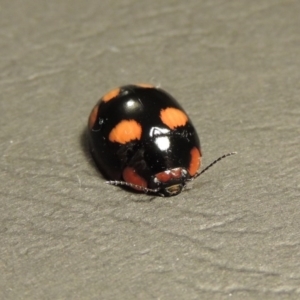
88 84 236 197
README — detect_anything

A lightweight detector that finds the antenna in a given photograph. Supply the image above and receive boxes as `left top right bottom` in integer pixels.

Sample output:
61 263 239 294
191 152 237 180
106 180 160 194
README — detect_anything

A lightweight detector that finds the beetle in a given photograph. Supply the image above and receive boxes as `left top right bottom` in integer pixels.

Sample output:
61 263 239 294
88 84 236 197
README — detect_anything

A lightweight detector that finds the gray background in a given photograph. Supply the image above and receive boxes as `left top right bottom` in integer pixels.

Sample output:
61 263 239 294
1 0 299 299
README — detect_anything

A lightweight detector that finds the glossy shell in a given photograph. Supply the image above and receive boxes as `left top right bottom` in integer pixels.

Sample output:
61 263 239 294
88 84 201 196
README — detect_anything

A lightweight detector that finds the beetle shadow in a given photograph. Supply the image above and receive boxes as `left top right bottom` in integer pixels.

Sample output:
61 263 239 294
130 194 158 202
80 127 101 172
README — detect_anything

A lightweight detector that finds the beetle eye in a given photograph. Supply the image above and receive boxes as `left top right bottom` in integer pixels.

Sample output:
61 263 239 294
153 177 159 184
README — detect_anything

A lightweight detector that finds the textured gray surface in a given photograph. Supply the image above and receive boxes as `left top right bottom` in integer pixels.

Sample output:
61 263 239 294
1 0 300 299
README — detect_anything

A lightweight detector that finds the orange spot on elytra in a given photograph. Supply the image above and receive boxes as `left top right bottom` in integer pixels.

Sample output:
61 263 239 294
102 87 120 102
109 120 142 144
123 167 147 190
188 147 202 176
135 83 154 88
88 104 99 130
160 107 188 130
